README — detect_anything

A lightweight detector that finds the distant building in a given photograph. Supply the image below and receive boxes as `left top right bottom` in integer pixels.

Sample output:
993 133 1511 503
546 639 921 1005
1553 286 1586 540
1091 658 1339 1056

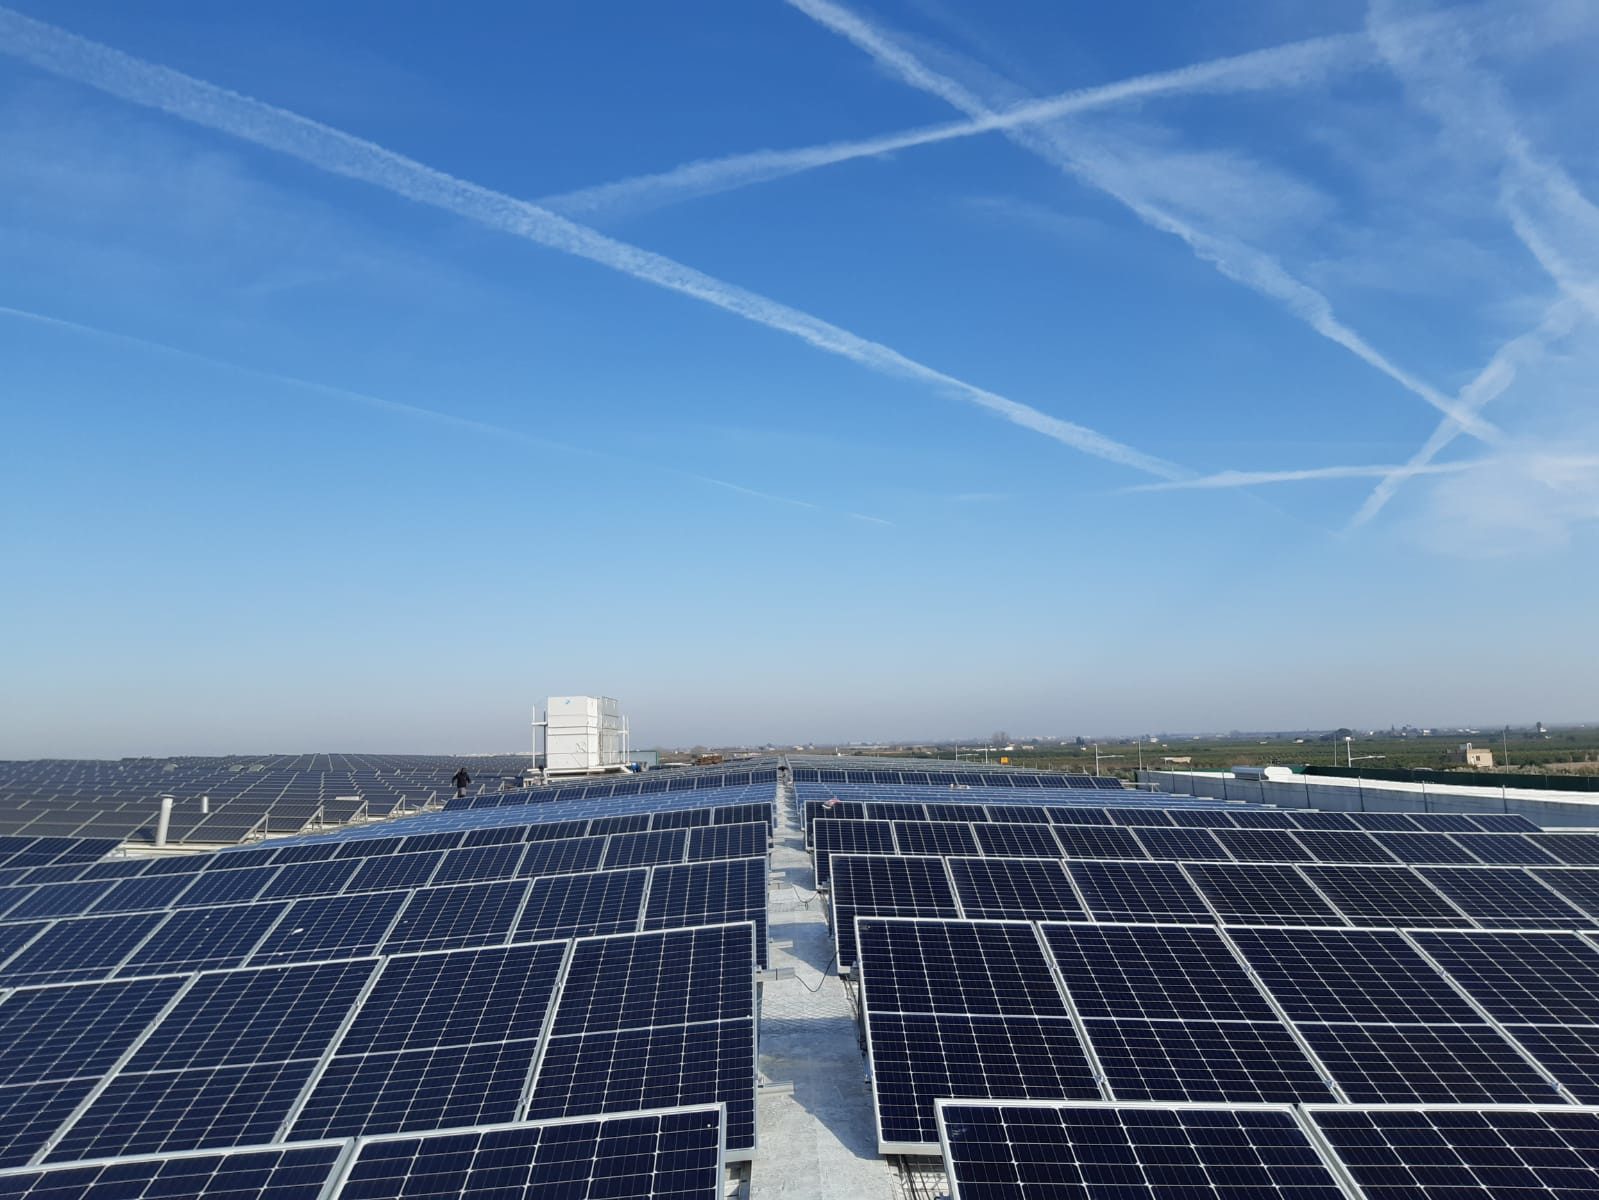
1161 756 1193 765
1452 742 1495 768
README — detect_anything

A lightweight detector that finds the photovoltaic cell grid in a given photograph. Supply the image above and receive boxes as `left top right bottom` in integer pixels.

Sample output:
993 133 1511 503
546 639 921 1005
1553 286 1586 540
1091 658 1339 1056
0 1107 726 1200
937 1102 1349 1200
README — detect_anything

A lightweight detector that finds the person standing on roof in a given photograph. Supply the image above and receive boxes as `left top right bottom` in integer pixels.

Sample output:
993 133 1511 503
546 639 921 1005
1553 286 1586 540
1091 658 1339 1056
452 766 472 799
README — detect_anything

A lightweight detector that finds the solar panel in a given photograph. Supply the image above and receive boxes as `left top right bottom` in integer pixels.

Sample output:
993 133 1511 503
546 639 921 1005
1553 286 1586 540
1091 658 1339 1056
828 855 960 971
937 1102 1348 1200
642 859 769 968
1348 813 1424 832
1082 1017 1333 1102
515 869 648 941
1296 1023 1558 1102
947 858 1083 921
344 852 442 894
1470 813 1543 832
0 914 161 987
551 924 754 1036
0 976 183 1087
685 822 766 863
87 874 195 914
334 1107 725 1200
1293 830 1398 864
857 919 1068 1018
972 822 1061 858
1052 826 1144 860
1223 810 1300 829
122 902 290 975
983 804 1050 825
1068 862 1213 923
1045 808 1113 826
1409 930 1599 1023
131 961 376 1076
257 860 350 900
1532 868 1599 918
290 1039 541 1138
1406 812 1482 832
1041 923 1276 1022
1290 811 1360 830
518 835 607 877
1165 809 1239 827
1417 867 1591 927
1450 833 1560 864
5 882 115 922
426 842 527 884
892 820 979 857
811 819 895 886
0 1142 343 1200
1308 1105 1599 1200
1528 838 1599 864
1227 928 1481 1024
1127 827 1228 861
248 891 407 965
526 1020 757 1156
1212 829 1313 862
0 1079 103 1167
173 866 280 907
602 829 687 869
1182 863 1345 924
341 941 568 1055
652 807 713 829
1502 1025 1599 1102
381 880 529 955
1369 831 1480 864
1297 865 1473 927
866 1012 1100 1151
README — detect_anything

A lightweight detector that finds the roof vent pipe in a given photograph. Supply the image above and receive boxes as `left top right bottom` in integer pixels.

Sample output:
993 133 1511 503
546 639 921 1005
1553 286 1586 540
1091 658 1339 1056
155 795 174 847
200 795 210 815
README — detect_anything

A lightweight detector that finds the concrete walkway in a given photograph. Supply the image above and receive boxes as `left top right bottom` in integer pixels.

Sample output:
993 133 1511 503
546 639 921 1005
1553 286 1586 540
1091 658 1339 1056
752 788 896 1200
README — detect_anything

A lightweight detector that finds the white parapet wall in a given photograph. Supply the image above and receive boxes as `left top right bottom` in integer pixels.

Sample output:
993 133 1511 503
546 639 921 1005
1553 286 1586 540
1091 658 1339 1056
1138 768 1599 828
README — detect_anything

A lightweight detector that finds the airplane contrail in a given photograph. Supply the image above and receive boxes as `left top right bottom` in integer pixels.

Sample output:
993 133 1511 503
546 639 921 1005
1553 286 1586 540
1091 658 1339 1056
1124 461 1484 492
1349 300 1584 526
545 31 1368 219
0 304 894 524
782 0 1504 445
0 6 1183 481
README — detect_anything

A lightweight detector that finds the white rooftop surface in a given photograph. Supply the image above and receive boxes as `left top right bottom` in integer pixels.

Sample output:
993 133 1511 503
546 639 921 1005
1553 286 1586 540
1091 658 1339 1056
753 785 897 1200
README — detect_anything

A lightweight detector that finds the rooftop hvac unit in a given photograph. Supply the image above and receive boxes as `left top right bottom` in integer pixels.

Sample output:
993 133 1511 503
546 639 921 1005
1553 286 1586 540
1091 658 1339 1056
533 696 630 777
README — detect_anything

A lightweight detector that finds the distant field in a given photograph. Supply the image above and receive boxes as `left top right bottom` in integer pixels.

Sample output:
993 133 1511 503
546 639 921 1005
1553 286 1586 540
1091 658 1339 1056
876 728 1599 778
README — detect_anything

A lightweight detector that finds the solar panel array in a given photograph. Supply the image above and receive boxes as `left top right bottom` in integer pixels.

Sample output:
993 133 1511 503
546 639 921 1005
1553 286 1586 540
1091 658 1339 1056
0 778 775 1197
801 781 1599 1175
0 755 539 843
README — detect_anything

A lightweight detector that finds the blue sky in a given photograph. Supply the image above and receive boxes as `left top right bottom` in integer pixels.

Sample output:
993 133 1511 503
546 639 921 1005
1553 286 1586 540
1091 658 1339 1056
3 0 1597 756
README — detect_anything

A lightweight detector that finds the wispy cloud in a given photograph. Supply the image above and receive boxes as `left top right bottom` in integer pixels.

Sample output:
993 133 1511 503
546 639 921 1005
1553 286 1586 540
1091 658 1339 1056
543 31 1368 220
1124 461 1486 493
0 5 1181 482
1349 300 1585 526
0 303 893 524
782 0 1505 444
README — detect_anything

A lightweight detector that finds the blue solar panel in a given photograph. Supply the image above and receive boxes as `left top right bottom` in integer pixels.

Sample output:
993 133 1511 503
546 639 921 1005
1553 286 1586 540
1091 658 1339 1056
515 869 647 941
972 822 1061 858
0 976 183 1087
173 866 279 908
1417 867 1590 927
0 914 162 986
1451 833 1560 864
1213 828 1313 862
1298 865 1473 927
938 1102 1348 1200
1533 868 1599 917
1295 1023 1557 1102
428 842 527 884
340 941 568 1055
258 860 350 900
518 835 607 877
947 857 1083 920
381 880 529 954
1182 863 1344 924
1308 1106 1599 1200
1409 930 1599 1023
0 1079 99 1167
0 1142 342 1200
290 1039 540 1139
1042 923 1276 1022
46 1059 318 1160
811 819 895 886
857 920 1068 1019
1502 1025 1599 1102
1067 861 1213 922
828 855 960 972
127 961 376 1073
1127 826 1228 861
337 1107 725 1200
4 883 115 922
1083 1016 1334 1103
685 822 766 863
602 829 687 870
249 891 407 965
121 902 290 975
87 874 195 914
552 925 754 1036
892 820 979 857
643 859 769 968
526 1020 756 1156
1052 826 1144 859
867 1012 1100 1150
344 852 442 894
1227 928 1481 1024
